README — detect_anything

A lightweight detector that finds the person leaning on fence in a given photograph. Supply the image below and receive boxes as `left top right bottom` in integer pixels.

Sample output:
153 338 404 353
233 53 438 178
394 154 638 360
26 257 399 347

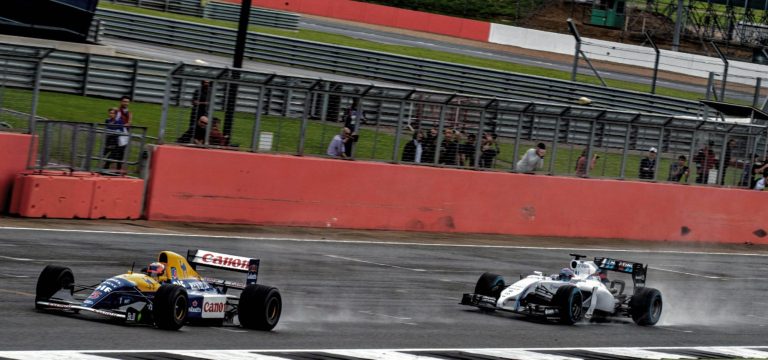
176 115 209 145
755 169 768 191
667 155 690 183
327 127 351 159
103 107 128 171
459 133 477 167
421 127 438 164
401 130 424 163
116 95 132 126
439 129 460 166
479 132 500 168
693 141 718 184
208 117 229 146
638 147 657 180
575 148 598 177
515 142 546 173
751 157 768 189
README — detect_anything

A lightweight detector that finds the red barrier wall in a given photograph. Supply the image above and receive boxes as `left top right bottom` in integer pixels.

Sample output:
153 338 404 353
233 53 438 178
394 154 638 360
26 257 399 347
221 0 491 42
145 145 768 244
10 173 144 219
0 133 33 213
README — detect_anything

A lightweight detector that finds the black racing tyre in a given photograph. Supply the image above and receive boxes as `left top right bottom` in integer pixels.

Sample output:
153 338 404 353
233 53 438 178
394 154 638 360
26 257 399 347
630 287 663 326
153 284 188 330
35 265 74 309
553 285 584 325
474 272 505 298
238 284 282 331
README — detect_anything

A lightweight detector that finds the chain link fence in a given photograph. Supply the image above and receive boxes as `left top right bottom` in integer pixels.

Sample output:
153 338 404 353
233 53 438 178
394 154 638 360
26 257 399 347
158 63 768 189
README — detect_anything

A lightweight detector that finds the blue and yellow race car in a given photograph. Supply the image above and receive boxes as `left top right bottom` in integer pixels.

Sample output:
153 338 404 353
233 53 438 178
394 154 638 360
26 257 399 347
34 249 282 331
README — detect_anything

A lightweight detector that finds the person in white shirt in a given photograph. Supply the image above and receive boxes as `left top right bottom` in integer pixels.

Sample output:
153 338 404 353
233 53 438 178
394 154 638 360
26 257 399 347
755 169 768 190
515 143 546 172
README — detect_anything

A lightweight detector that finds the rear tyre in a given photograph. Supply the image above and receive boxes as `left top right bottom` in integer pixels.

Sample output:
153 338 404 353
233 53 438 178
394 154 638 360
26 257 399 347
239 284 282 331
153 284 188 330
630 287 662 326
35 265 74 309
553 285 583 325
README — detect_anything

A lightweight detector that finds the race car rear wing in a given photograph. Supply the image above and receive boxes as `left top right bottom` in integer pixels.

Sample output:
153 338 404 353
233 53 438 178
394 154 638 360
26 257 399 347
187 249 260 285
593 257 647 287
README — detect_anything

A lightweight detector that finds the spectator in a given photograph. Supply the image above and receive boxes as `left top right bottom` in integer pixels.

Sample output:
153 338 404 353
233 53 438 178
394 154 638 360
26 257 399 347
575 148 598 177
208 117 229 146
751 156 768 189
422 127 438 164
116 95 132 126
327 127 351 158
720 139 736 185
667 155 690 183
103 107 127 171
177 115 209 145
480 132 500 168
459 133 477 167
638 147 657 180
755 168 768 191
189 80 211 130
740 155 760 187
516 142 546 172
402 130 424 163
693 141 718 184
440 129 459 165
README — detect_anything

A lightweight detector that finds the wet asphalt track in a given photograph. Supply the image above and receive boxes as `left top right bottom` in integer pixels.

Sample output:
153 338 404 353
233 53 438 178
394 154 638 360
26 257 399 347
1 225 767 351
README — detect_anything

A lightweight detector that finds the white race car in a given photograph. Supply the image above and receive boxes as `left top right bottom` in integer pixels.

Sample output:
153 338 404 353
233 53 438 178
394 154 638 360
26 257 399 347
460 254 662 326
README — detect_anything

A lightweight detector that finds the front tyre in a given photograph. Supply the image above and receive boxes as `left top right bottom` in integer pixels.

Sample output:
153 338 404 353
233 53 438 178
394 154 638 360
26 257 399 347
239 284 282 331
630 287 662 326
474 272 505 298
153 284 188 330
553 285 583 325
35 265 74 309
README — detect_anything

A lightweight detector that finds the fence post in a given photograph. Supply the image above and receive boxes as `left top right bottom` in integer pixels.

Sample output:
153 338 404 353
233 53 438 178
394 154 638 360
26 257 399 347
711 41 729 102
392 101 407 163
548 116 561 175
753 77 762 108
645 30 660 94
130 59 140 101
567 18 581 82
29 52 48 134
433 104 448 165
82 53 92 96
158 63 183 145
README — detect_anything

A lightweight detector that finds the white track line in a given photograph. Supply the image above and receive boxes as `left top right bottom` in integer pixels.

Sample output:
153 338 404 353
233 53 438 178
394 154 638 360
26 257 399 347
1 226 768 258
649 267 724 279
325 254 426 272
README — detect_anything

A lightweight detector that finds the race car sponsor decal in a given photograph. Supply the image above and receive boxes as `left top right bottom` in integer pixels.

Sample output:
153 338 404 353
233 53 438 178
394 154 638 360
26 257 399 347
188 299 202 314
190 249 254 272
171 267 178 279
88 291 102 299
200 295 227 318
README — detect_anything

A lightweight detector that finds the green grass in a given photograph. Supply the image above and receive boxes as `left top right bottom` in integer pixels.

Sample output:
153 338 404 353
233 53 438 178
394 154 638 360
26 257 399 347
97 2 710 102
1 88 747 185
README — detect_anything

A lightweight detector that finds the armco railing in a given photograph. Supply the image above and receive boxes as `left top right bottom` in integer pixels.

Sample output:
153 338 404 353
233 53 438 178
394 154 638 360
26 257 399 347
104 0 300 30
93 9 704 117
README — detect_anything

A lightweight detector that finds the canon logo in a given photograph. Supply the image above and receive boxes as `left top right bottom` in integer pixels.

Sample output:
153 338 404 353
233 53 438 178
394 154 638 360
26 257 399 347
204 302 225 312
201 253 249 270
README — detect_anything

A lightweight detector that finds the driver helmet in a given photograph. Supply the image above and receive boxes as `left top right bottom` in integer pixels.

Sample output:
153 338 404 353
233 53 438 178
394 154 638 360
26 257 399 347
558 268 575 281
146 262 166 277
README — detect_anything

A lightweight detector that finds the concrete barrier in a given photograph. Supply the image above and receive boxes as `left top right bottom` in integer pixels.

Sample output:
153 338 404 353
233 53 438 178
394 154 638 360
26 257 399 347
10 172 144 219
0 133 34 213
145 145 768 244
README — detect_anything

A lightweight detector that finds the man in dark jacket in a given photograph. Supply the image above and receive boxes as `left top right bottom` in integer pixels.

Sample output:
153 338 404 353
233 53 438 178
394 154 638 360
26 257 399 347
639 147 657 180
402 131 424 163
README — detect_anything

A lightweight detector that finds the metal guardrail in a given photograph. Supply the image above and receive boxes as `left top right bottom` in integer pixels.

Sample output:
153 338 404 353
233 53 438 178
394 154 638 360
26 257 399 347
105 0 301 30
93 8 703 117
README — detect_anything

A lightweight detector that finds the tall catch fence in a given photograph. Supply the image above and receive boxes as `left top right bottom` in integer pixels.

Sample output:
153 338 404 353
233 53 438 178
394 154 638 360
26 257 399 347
161 63 768 188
